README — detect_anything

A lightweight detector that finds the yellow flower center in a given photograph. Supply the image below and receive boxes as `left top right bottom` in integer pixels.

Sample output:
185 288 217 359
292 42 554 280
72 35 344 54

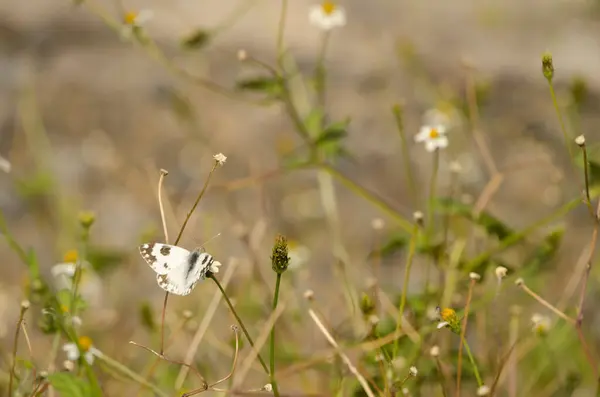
440 308 456 322
429 128 440 139
63 249 78 263
321 1 337 15
124 11 138 25
60 304 70 314
78 336 93 352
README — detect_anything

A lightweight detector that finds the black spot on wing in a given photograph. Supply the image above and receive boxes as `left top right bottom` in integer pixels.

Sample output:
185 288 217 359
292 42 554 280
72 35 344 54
185 250 201 280
160 245 172 256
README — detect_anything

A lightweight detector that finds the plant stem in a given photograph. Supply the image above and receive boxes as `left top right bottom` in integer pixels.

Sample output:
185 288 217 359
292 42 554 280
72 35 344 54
270 273 282 396
426 149 440 239
276 0 288 70
9 303 28 397
392 223 419 358
210 275 270 374
461 336 483 387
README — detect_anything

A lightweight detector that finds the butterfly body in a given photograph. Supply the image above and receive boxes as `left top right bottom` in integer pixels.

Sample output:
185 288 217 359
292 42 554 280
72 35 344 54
139 243 219 296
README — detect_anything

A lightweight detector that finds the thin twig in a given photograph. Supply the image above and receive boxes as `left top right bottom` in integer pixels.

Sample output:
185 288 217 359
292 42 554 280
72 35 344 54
158 169 170 243
307 309 376 397
517 282 575 324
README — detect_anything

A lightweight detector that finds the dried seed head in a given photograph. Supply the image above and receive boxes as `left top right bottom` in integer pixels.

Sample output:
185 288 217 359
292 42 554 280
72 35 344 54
477 385 491 396
303 289 315 301
413 211 424 225
213 153 227 166
575 135 586 147
495 266 508 280
515 277 524 286
469 272 481 281
21 300 31 310
271 235 290 274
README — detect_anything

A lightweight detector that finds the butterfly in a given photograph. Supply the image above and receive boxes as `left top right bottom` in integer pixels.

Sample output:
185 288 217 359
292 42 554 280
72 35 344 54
138 243 221 296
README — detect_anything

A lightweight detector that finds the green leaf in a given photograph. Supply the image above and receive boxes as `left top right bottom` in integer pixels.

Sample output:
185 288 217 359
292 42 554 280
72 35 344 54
434 198 513 239
524 228 564 273
180 28 211 50
47 372 91 397
235 76 283 99
314 119 349 146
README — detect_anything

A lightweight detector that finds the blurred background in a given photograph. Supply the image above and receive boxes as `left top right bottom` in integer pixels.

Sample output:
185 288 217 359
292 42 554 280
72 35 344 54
2 0 600 395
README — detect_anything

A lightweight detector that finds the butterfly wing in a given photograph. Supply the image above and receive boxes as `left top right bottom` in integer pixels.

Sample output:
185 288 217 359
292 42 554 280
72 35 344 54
139 243 191 275
156 251 214 296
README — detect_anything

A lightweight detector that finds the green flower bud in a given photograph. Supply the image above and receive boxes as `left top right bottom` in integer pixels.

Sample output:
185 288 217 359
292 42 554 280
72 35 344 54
271 235 289 274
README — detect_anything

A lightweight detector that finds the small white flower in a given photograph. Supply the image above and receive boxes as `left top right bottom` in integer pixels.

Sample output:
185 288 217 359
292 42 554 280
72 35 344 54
123 9 153 27
309 1 346 30
575 134 586 147
409 366 418 376
303 289 315 300
62 337 100 365
287 242 311 270
531 313 551 335
262 383 273 392
209 260 222 274
213 153 227 166
477 385 491 396
415 124 448 152
0 154 11 173
495 266 508 280
429 345 440 357
469 272 481 281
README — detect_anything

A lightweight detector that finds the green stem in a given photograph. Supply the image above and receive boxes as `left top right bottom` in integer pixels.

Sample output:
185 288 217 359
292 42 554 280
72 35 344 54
392 223 419 358
426 149 440 239
465 197 580 271
317 163 413 232
547 81 573 159
461 336 483 387
393 104 418 206
270 274 282 397
98 354 169 397
210 275 270 374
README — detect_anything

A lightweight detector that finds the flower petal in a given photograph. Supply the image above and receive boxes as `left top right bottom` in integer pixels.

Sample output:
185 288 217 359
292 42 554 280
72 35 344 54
63 343 80 361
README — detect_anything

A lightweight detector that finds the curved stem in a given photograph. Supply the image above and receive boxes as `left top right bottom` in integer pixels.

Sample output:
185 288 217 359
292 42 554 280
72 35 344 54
269 274 282 396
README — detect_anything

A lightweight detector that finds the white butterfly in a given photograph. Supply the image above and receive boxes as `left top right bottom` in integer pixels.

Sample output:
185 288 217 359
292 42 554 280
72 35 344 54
139 243 221 296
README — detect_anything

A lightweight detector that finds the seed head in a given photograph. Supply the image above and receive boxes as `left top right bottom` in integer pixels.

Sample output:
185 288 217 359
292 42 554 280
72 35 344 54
541 52 554 82
575 135 586 147
429 345 440 357
495 266 508 280
271 234 290 274
213 153 227 166
413 211 424 225
515 277 524 286
477 385 491 396
303 289 314 300
409 366 418 377
469 272 481 281
21 300 31 310
78 211 96 229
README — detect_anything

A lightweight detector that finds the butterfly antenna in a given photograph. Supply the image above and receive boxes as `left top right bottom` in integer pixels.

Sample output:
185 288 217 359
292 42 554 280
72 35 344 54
199 232 221 250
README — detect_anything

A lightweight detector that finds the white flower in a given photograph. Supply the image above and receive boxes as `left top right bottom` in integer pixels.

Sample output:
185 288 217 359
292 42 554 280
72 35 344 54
575 134 586 147
477 385 491 396
415 124 448 152
309 1 346 30
213 153 227 166
120 10 153 40
531 313 551 335
287 242 311 270
209 260 222 274
495 266 508 280
0 154 11 173
63 336 101 365
51 250 103 307
409 366 418 376
123 9 153 27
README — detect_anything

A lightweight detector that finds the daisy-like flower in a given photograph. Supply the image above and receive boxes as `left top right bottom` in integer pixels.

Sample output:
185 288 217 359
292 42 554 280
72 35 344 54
287 240 311 270
213 153 227 166
309 1 346 30
0 154 10 173
51 250 103 307
436 307 461 334
531 313 551 336
121 9 153 40
415 124 448 152
63 336 101 365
